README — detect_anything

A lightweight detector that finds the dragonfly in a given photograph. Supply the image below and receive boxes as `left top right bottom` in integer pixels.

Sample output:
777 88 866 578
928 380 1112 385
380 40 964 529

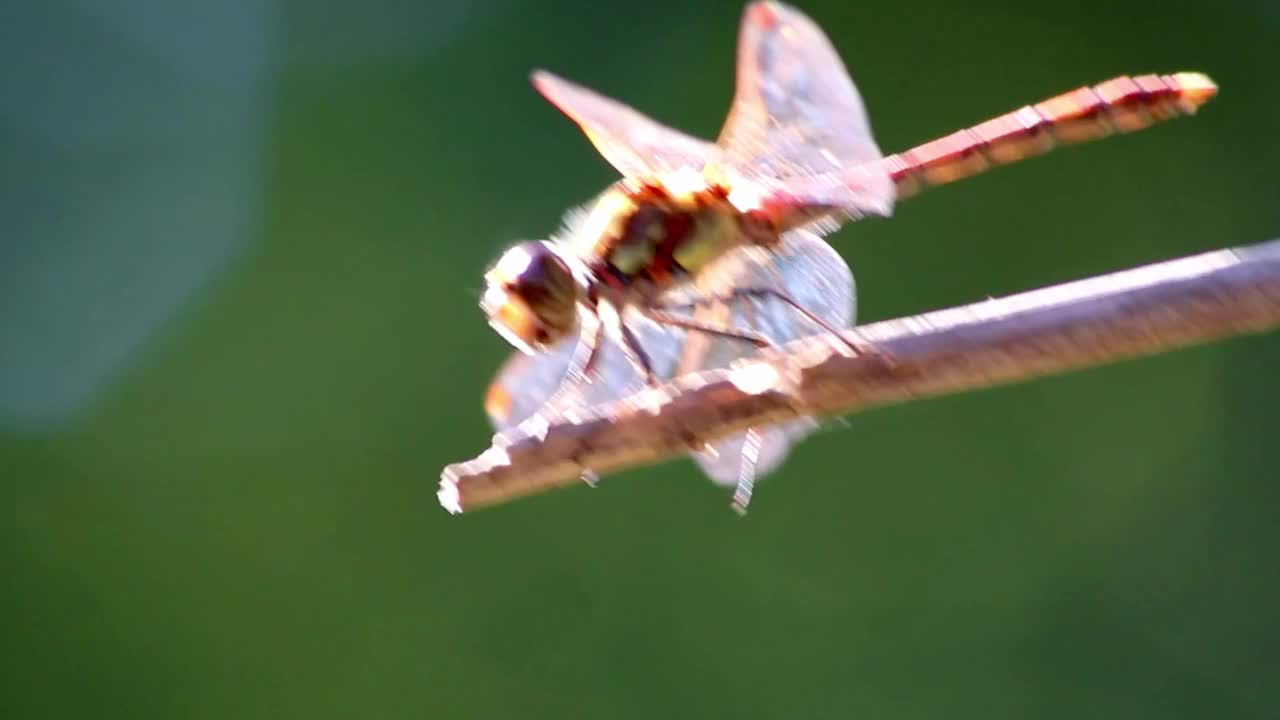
478 0 1217 513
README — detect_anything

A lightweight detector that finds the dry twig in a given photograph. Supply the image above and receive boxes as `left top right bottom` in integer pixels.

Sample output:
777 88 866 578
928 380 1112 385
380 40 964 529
440 239 1280 514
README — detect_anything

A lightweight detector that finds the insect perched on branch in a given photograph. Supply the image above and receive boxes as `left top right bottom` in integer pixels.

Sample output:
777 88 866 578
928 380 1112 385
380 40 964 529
475 1 1217 513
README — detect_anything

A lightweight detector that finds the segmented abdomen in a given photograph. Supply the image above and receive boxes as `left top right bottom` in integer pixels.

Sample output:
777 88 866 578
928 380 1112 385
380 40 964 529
885 72 1218 199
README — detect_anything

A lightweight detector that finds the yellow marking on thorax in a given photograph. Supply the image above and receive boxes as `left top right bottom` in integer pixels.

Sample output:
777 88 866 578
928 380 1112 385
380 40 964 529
576 180 749 279
608 225 659 274
673 207 739 273
573 189 636 259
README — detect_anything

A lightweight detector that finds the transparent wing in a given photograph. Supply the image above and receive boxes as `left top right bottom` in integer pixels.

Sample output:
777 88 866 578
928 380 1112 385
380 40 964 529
485 310 683 434
667 229 855 486
713 1 885 178
484 335 580 433
707 2 895 220
531 70 716 179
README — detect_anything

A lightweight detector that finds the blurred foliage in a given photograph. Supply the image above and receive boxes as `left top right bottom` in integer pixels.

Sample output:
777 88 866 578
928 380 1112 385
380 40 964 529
2 0 1278 718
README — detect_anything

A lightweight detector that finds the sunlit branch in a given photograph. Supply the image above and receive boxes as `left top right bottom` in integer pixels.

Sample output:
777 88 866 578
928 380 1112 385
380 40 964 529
440 239 1280 514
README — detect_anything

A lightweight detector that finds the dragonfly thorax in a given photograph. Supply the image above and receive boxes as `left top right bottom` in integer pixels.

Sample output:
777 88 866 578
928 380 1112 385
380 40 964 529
575 179 766 293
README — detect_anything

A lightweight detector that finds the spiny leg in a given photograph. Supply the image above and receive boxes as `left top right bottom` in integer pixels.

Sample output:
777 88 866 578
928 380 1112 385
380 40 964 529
642 308 773 349
579 316 606 378
667 287 877 357
617 318 659 387
576 320 605 487
734 287 866 355
730 427 764 516
546 311 605 407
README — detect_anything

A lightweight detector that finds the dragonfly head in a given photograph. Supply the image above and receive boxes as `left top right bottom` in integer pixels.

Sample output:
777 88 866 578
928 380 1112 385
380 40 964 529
482 240 581 354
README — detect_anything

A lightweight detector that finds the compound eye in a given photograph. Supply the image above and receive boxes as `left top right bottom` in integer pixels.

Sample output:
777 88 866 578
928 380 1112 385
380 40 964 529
490 242 544 286
482 241 579 352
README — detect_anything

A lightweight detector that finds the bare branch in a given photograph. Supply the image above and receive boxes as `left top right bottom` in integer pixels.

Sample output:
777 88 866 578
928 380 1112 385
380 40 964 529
440 239 1280 514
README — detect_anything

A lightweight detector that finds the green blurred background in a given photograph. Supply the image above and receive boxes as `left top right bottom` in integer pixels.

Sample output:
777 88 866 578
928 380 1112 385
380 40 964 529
3 0 1278 717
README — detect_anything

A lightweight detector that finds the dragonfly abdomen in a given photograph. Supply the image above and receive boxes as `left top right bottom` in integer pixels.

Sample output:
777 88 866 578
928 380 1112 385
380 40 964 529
886 72 1218 199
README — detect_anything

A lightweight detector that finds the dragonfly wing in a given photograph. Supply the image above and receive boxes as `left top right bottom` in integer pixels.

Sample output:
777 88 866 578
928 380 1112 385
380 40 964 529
532 70 716 179
708 2 894 219
485 330 581 433
485 308 683 432
753 161 896 235
669 229 856 486
713 1 885 176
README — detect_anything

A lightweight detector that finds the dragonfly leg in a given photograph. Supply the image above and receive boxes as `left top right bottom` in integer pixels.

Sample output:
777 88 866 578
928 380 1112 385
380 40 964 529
642 308 773 349
579 316 606 378
545 311 605 413
574 322 607 488
541 316 607 488
726 287 883 358
730 427 763 516
617 318 660 387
